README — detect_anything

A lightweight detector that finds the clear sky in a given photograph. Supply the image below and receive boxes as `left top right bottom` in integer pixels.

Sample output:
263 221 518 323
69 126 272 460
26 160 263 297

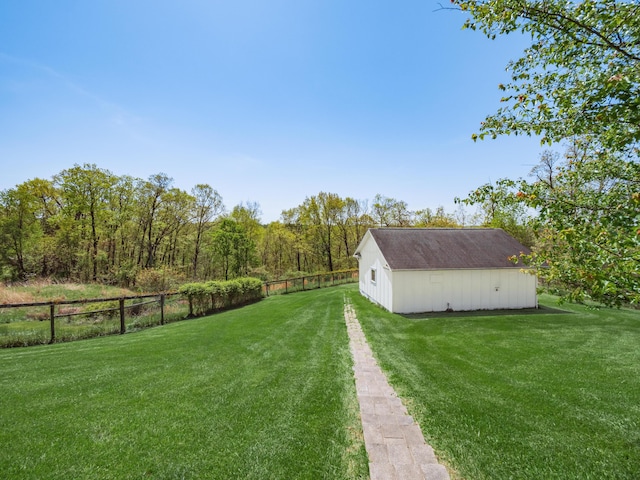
0 0 545 222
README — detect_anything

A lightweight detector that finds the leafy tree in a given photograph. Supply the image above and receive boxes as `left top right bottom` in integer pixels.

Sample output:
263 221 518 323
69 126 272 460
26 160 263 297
0 178 61 280
454 0 640 305
136 173 173 268
191 184 224 278
300 193 345 272
260 221 297 278
455 0 640 151
106 175 138 285
55 164 116 281
231 202 262 247
414 206 460 227
0 184 42 280
372 194 413 227
456 179 535 246
335 197 372 269
210 218 254 280
518 140 640 306
155 188 194 268
231 202 262 275
345 198 373 245
281 207 311 273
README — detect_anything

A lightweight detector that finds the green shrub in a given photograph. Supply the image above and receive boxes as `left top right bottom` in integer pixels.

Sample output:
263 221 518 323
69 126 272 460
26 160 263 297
178 282 210 317
179 277 263 317
237 277 263 303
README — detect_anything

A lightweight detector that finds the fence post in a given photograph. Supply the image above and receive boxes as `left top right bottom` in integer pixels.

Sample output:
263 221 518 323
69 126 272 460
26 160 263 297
285 279 288 294
49 304 55 344
317 274 321 289
160 294 165 325
302 276 306 291
119 298 126 334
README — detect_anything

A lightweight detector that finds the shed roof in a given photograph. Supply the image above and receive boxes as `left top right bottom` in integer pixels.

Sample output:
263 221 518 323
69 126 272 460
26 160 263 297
358 228 530 270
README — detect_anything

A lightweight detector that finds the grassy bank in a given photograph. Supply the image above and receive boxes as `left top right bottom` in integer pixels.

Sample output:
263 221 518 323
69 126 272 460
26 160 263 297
348 290 640 479
0 281 134 305
0 285 368 479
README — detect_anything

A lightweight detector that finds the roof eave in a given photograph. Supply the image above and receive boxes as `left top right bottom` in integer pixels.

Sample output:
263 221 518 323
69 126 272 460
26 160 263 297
388 266 537 272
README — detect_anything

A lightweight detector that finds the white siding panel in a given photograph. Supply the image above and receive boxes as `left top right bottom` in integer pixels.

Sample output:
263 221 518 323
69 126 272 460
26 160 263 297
390 268 537 313
357 235 393 311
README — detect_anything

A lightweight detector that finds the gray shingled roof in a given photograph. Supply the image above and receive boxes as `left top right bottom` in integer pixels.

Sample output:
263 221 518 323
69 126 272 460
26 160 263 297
366 228 530 270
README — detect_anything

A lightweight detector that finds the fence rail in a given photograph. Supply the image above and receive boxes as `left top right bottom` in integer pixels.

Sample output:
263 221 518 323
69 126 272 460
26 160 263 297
0 292 165 310
0 270 359 347
0 293 178 345
263 270 358 296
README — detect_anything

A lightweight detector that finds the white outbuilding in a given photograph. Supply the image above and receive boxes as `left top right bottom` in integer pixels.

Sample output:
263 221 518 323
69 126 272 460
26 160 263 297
353 228 538 313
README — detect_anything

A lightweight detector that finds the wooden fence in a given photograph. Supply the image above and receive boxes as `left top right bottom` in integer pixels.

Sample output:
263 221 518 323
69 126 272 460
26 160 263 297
263 270 358 296
0 293 179 345
0 270 359 347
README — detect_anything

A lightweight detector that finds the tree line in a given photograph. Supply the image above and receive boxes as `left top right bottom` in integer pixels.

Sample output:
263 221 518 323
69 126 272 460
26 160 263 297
3 0 638 309
0 164 464 286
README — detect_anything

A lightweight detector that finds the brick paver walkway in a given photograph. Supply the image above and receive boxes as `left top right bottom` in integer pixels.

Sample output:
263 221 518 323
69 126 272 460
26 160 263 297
344 301 450 480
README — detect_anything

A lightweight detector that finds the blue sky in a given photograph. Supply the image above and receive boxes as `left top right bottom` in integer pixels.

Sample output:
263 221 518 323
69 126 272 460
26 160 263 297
0 0 545 222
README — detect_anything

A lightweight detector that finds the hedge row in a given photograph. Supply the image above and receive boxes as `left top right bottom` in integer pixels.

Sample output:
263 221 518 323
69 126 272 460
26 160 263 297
178 277 263 317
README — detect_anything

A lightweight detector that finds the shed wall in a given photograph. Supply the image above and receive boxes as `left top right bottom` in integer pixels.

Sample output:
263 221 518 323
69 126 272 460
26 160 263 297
358 238 393 311
391 268 537 313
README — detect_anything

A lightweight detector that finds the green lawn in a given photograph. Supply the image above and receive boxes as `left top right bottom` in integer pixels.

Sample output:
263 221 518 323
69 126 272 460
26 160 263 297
347 290 640 479
0 286 368 480
3 285 639 479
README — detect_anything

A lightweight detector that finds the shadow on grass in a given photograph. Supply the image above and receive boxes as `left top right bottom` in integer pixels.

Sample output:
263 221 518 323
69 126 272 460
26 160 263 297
401 303 572 320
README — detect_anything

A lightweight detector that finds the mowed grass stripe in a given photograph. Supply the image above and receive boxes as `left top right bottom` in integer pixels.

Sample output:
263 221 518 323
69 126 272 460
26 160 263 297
348 290 640 480
0 286 368 480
